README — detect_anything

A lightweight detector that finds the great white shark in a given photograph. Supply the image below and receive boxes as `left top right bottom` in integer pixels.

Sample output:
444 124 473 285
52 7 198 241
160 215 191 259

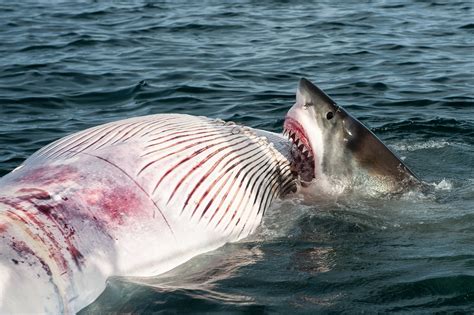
284 78 419 195
0 78 418 313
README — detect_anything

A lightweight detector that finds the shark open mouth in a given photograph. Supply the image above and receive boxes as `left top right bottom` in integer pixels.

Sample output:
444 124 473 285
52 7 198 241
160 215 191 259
283 117 315 183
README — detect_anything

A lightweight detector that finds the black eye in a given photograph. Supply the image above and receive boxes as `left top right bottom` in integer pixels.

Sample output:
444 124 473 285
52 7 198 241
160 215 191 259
326 112 334 120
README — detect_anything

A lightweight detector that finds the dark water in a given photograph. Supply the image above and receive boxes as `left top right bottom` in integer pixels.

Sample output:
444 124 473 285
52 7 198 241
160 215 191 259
1 0 473 313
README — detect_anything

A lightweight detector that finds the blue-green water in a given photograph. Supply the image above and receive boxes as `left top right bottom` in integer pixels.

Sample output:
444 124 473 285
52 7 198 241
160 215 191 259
1 1 473 313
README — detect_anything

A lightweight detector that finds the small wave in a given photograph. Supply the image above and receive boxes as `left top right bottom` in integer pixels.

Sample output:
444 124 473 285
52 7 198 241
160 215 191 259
380 4 405 9
378 118 472 139
63 80 148 105
0 96 66 108
73 10 109 19
350 81 389 91
367 274 474 306
130 23 244 34
17 44 65 52
375 44 406 51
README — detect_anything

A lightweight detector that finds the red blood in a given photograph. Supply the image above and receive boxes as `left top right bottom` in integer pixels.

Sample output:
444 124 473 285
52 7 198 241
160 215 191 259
11 240 54 277
36 204 53 215
0 223 8 233
11 240 35 256
17 188 51 200
19 165 78 186
68 245 84 268
16 189 51 205
83 186 143 225
2 191 82 272
0 198 26 212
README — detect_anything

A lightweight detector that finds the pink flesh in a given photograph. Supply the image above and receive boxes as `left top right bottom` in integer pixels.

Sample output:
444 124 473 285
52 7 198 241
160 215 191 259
283 117 313 156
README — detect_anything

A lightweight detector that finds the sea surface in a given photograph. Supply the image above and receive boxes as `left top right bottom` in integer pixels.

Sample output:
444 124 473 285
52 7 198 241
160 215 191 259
0 0 473 313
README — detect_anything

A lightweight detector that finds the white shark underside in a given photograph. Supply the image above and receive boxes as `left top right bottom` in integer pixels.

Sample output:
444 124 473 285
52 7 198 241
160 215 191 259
0 114 295 313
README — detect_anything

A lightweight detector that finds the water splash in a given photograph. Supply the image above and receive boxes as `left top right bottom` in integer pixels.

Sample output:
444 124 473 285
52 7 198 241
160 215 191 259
389 140 452 152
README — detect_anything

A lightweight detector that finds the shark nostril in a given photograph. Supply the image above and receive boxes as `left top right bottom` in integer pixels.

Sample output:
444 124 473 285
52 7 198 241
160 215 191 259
326 112 334 120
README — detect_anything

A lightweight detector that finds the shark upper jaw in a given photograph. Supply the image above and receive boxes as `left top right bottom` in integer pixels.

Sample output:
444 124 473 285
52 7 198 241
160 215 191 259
283 102 319 183
283 116 315 183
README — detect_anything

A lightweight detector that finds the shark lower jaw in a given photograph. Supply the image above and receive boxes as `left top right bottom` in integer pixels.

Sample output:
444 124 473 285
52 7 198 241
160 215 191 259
283 116 316 183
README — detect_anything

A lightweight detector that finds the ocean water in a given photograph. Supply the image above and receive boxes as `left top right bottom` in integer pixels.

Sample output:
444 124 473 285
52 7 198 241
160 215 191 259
0 0 473 313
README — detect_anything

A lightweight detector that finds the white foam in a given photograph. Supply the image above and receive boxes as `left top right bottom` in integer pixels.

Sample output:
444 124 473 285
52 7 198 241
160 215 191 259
390 140 451 152
399 189 431 201
300 175 348 197
432 178 453 191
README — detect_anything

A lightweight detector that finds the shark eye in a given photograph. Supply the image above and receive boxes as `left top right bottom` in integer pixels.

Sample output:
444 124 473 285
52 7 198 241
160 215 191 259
326 112 334 120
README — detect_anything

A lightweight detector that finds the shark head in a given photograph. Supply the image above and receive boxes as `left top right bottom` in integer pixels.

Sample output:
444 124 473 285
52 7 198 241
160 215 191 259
284 78 419 194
